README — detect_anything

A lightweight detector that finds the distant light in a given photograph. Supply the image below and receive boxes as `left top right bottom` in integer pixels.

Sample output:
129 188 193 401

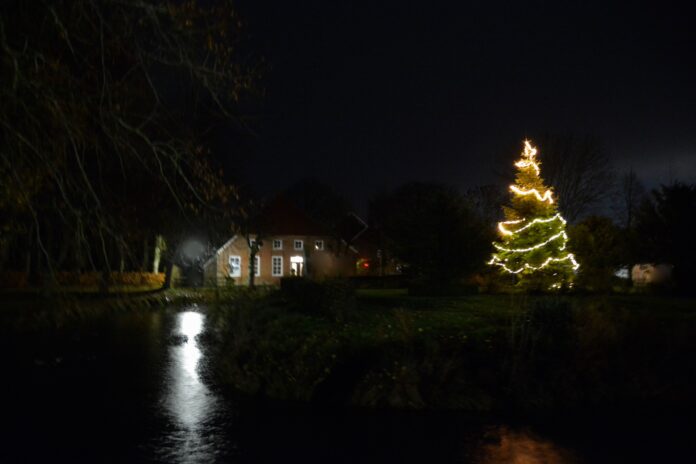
180 311 203 339
181 239 205 260
614 268 629 279
362 261 370 269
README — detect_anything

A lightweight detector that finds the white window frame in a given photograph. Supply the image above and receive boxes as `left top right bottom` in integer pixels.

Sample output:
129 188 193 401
228 255 242 277
314 240 324 251
272 239 283 250
254 255 261 277
294 240 304 250
271 256 283 277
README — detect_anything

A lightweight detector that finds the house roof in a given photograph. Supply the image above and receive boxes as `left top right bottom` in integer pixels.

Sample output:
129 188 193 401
203 235 238 268
260 195 330 236
352 227 382 256
334 212 368 243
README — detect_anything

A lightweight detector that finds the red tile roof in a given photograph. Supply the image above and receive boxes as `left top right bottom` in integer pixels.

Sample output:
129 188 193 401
260 195 330 236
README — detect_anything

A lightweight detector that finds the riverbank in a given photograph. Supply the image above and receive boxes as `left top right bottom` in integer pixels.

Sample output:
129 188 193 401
0 287 229 331
203 286 696 416
4 285 695 415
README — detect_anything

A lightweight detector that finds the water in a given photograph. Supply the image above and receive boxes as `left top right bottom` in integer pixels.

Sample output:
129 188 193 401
1 305 692 462
156 310 226 462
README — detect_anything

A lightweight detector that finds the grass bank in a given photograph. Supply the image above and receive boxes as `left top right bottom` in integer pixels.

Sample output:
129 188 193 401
204 286 696 415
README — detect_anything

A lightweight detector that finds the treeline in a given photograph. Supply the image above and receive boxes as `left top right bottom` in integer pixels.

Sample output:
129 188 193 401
367 179 696 294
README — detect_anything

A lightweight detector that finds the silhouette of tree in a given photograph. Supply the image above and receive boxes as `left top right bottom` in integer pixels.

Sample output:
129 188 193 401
0 0 257 286
370 182 488 286
568 216 624 291
635 183 696 292
537 134 614 222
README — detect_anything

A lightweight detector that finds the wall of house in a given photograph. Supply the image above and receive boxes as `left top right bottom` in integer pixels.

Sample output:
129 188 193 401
207 235 356 286
632 263 673 286
203 255 218 286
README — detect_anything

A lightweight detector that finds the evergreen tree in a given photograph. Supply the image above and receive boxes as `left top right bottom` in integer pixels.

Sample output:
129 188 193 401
489 140 579 290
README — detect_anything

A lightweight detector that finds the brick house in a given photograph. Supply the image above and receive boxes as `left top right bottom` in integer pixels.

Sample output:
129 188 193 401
203 197 357 286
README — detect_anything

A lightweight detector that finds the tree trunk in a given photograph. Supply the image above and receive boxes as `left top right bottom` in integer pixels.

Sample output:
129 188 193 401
55 226 70 269
248 248 256 289
246 235 262 289
162 260 174 289
24 250 31 275
25 225 33 275
119 246 125 273
99 269 110 295
153 235 164 273
142 238 149 272
29 237 42 286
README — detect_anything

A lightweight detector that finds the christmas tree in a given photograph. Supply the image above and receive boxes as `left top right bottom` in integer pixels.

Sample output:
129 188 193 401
488 140 579 290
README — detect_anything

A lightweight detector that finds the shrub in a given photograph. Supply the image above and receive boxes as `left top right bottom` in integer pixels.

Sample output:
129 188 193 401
281 277 355 321
0 271 29 288
0 271 164 289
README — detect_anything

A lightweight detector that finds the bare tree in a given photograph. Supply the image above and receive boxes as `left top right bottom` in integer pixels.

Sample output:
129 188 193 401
0 0 257 287
464 184 506 229
238 197 266 289
611 168 646 230
537 134 615 222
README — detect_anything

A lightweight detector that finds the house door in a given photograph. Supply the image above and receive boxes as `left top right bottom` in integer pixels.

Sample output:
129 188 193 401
290 256 304 277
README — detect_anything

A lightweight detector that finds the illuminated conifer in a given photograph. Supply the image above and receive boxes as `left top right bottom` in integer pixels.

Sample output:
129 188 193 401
488 140 578 289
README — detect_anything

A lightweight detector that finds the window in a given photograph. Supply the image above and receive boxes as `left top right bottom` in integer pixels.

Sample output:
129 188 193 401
272 239 283 250
249 238 260 248
294 240 304 250
314 240 324 251
228 255 241 277
272 256 283 276
254 255 261 277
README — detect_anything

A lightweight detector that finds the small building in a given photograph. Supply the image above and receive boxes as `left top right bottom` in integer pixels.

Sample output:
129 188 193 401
203 197 357 286
631 263 673 286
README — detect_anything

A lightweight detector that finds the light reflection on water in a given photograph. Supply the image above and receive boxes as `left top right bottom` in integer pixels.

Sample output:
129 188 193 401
475 427 580 463
159 309 224 463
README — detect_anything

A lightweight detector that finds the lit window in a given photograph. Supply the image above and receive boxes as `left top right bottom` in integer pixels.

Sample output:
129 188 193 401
228 255 241 277
294 240 304 250
254 255 261 277
314 240 324 250
272 256 283 277
272 239 282 250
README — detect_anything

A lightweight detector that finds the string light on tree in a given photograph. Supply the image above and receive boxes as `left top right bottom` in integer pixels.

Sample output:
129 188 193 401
509 185 554 203
497 213 566 236
488 140 578 289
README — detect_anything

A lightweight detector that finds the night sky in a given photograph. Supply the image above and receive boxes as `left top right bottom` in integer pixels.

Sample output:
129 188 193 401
232 1 695 212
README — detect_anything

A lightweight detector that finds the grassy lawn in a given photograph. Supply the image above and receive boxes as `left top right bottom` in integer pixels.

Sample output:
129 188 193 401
349 290 696 346
206 287 696 411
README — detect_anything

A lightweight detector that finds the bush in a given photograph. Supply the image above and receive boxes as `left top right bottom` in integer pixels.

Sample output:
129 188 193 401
0 271 164 289
505 298 577 410
0 271 29 288
280 277 355 321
